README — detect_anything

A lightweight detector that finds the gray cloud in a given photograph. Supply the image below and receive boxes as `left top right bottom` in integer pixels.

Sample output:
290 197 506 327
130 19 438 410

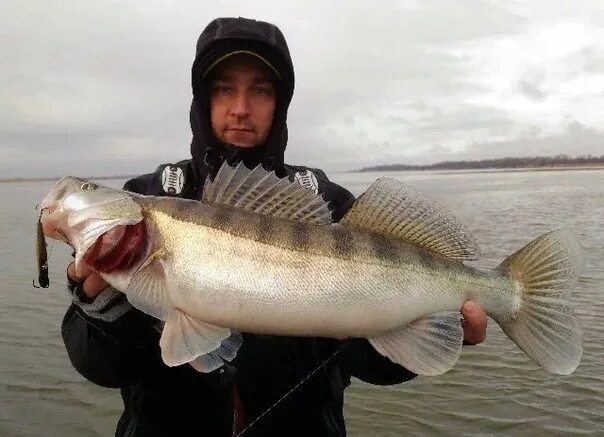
518 70 547 101
2 0 604 178
464 122 604 159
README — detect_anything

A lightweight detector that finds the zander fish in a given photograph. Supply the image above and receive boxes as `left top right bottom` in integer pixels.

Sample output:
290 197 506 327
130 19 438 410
38 163 583 375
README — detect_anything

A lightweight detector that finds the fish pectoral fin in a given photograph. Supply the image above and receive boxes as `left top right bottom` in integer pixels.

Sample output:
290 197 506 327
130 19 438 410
188 331 243 373
368 312 463 376
340 178 480 260
160 309 232 368
123 253 170 320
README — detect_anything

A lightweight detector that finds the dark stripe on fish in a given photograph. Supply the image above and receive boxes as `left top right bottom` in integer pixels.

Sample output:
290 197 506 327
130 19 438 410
370 232 400 263
208 205 234 229
290 220 310 251
253 215 275 244
331 226 354 258
403 241 454 270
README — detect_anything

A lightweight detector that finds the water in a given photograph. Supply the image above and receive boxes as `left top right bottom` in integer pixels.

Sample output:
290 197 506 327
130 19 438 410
1 170 603 436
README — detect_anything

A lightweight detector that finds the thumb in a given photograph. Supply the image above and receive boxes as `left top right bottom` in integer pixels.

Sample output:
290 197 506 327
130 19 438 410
461 300 487 345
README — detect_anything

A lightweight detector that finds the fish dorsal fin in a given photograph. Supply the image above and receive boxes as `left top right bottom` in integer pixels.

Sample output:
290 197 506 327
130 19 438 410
202 162 333 225
340 178 479 260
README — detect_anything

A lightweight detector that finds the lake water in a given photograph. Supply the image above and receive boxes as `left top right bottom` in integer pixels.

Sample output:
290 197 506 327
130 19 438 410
1 169 602 436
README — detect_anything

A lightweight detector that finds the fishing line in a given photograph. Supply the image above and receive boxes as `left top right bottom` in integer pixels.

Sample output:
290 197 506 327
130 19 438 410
235 339 351 437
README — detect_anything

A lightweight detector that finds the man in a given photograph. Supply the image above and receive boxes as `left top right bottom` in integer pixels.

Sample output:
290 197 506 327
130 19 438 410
63 17 487 436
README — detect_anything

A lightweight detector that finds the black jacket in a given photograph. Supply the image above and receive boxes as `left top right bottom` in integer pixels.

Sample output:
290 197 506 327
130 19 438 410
62 160 415 437
61 17 415 436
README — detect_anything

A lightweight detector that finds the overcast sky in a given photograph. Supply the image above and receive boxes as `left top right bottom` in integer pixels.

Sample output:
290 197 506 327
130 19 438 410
2 0 604 178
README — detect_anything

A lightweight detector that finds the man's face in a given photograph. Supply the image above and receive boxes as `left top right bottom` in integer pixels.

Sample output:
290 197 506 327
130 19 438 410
209 55 277 149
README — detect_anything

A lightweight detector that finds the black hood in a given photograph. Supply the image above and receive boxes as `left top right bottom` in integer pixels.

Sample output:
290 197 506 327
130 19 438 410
190 17 295 180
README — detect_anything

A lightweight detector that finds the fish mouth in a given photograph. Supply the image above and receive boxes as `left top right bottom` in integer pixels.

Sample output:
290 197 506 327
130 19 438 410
82 221 149 274
40 206 71 245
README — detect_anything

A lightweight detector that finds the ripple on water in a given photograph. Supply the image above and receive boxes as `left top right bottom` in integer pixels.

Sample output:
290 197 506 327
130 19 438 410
4 171 604 435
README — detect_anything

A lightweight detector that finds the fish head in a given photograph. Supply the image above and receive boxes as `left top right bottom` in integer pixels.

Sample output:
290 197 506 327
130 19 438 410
40 177 146 271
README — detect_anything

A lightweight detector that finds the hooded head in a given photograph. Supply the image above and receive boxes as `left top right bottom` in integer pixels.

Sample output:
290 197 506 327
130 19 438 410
190 17 295 180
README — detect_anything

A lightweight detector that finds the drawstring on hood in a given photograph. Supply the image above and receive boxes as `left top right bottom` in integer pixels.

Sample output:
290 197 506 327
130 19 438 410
190 17 295 182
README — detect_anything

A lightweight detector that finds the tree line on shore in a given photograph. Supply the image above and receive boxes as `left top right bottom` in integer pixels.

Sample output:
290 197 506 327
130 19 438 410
355 154 604 172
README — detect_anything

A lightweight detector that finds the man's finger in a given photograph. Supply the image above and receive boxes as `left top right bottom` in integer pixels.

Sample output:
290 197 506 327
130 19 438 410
75 262 93 279
67 262 87 282
461 300 487 345
83 273 109 298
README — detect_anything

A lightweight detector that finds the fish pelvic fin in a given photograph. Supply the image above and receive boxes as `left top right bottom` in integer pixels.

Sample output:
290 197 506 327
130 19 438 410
368 312 463 376
340 178 479 260
497 229 583 375
188 332 243 373
160 309 237 369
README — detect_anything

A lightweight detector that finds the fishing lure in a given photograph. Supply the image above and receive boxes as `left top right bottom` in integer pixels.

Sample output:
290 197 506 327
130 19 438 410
34 208 49 288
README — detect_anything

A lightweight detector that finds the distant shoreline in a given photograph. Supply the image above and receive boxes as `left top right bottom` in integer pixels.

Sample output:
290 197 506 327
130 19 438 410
0 175 135 184
354 155 604 173
355 164 604 174
2 162 604 183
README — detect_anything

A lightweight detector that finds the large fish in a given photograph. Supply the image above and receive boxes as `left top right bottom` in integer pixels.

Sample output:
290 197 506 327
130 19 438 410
38 163 582 375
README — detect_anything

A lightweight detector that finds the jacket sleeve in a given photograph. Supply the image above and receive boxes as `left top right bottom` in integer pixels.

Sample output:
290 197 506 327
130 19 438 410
61 301 159 388
307 167 355 222
61 174 159 388
340 339 416 385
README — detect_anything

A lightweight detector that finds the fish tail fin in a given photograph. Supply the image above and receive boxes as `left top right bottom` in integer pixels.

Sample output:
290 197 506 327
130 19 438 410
497 229 583 375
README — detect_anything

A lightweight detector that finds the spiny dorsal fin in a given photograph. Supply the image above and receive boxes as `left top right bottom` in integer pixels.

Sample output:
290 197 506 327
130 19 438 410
202 162 333 225
340 178 480 260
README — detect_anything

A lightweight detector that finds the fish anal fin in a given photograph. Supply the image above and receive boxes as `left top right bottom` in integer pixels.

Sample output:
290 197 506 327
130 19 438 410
341 178 479 260
369 312 464 376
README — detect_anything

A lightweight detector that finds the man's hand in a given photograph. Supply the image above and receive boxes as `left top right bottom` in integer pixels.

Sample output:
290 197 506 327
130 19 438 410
67 262 108 300
461 300 487 345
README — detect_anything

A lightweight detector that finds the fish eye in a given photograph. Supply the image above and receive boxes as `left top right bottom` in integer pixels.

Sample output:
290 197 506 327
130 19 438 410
81 182 98 191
